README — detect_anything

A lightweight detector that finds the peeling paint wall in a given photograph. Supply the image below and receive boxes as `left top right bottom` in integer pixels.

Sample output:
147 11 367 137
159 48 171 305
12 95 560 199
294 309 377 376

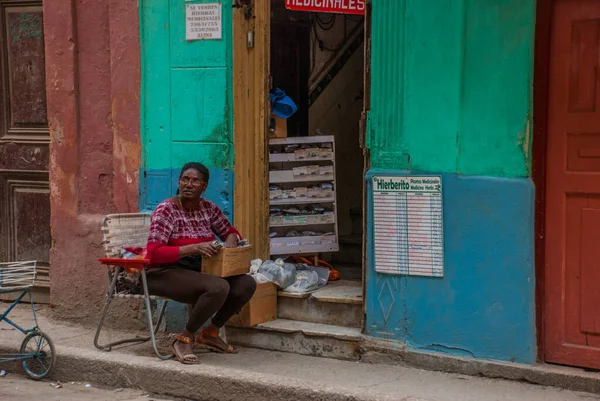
365 0 537 364
367 0 535 177
44 0 142 321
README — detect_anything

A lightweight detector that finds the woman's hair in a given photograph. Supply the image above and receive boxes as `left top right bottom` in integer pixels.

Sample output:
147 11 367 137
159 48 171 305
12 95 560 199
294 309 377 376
176 162 210 196
179 162 210 183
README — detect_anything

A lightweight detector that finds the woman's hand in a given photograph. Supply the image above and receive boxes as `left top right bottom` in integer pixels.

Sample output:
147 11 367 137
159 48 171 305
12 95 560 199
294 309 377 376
180 242 220 258
193 242 220 257
224 234 239 248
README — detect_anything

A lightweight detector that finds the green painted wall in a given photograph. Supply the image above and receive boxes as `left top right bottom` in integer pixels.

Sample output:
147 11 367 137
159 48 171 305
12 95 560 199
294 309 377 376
140 0 233 210
367 0 535 177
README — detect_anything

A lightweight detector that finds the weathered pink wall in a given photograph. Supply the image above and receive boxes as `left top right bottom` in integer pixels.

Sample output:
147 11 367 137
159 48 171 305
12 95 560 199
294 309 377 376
43 0 141 320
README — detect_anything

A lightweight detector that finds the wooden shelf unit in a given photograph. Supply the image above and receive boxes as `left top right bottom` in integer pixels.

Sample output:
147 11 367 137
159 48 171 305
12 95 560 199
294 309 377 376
269 136 339 256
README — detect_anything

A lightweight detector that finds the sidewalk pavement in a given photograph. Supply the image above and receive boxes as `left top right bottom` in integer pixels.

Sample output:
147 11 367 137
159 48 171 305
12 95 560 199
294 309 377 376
0 375 175 401
1 303 599 401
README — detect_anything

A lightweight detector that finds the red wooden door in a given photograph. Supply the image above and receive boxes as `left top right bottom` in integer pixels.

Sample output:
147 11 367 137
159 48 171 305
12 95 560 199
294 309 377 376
545 0 600 369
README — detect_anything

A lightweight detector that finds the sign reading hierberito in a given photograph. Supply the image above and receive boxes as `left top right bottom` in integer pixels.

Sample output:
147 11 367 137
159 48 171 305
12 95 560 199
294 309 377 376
186 3 222 41
372 176 444 277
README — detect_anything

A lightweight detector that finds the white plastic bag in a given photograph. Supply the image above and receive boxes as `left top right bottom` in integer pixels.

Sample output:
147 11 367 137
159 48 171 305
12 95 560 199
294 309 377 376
251 272 271 284
307 265 329 287
283 270 320 293
250 258 263 275
258 260 297 288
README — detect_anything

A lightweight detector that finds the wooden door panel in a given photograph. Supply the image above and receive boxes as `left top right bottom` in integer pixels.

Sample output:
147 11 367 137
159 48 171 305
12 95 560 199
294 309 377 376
545 0 600 369
560 175 600 192
0 172 50 259
0 142 48 170
568 19 600 113
0 171 50 296
5 6 47 128
562 194 585 347
581 207 600 335
567 132 600 172
0 1 50 303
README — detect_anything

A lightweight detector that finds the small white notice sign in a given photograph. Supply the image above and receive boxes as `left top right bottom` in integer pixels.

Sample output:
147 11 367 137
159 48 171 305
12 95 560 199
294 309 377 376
372 176 444 277
186 3 222 41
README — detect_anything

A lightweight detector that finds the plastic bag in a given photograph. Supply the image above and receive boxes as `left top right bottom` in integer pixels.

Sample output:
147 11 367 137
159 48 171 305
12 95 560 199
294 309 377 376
270 88 298 118
250 259 262 275
283 270 319 293
307 265 329 287
257 260 297 288
251 273 271 284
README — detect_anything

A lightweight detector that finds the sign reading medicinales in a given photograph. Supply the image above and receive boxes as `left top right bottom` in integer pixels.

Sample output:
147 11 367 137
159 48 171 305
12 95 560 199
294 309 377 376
372 176 444 277
285 0 365 15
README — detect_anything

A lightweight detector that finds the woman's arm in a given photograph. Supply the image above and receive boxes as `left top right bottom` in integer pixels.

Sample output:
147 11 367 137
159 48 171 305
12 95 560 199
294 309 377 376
146 202 182 264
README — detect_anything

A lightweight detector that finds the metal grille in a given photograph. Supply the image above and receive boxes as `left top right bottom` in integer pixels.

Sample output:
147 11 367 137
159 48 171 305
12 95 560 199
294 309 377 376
0 260 37 292
101 213 152 258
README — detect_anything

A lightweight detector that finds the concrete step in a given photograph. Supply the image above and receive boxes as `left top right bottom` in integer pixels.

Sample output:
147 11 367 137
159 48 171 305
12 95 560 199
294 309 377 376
226 319 364 360
277 281 363 328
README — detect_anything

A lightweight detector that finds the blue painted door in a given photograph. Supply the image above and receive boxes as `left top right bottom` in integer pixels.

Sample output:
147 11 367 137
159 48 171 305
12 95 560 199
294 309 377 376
140 0 233 215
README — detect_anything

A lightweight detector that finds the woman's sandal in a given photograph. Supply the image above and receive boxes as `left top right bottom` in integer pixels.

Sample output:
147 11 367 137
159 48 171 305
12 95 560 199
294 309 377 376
172 335 200 364
195 331 239 354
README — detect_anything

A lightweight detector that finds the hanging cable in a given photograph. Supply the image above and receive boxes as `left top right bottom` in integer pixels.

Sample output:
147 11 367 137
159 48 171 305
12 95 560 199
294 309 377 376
310 22 317 76
316 13 335 30
314 14 346 53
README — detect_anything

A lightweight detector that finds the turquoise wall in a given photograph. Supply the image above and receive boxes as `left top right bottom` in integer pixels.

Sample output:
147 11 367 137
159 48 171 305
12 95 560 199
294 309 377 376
367 0 535 177
140 0 233 213
365 0 537 364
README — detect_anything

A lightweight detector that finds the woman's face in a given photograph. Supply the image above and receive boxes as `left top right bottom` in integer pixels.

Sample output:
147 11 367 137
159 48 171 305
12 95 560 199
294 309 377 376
178 168 207 200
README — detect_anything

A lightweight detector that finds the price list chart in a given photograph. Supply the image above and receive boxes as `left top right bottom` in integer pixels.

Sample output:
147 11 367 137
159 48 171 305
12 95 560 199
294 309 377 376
372 176 444 277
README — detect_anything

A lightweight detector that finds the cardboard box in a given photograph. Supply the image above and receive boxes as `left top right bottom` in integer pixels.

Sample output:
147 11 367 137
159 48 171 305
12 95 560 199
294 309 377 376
292 166 307 176
273 117 287 138
270 216 284 225
307 165 319 175
202 245 252 278
294 149 308 159
295 187 308 197
229 282 277 326
319 188 334 198
281 189 296 199
269 189 282 199
318 165 334 175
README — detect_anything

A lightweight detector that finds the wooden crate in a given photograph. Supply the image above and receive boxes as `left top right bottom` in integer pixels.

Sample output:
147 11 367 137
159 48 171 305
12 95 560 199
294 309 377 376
229 282 277 326
202 245 252 277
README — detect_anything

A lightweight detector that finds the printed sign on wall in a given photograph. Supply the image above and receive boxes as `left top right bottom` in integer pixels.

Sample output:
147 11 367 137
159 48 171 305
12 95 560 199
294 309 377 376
372 176 444 277
186 3 222 41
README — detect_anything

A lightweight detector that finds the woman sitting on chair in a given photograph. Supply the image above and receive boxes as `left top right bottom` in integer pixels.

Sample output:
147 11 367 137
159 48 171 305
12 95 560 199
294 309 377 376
145 162 256 364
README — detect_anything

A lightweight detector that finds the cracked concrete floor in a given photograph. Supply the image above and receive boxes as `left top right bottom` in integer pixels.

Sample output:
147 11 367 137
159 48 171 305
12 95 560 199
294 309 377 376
0 375 175 401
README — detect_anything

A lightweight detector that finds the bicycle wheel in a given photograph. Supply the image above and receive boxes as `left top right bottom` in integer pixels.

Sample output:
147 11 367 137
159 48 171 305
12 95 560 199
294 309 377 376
20 330 56 380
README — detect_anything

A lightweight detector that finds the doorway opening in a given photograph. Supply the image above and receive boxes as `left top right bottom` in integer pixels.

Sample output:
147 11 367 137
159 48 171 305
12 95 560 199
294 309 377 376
266 1 366 330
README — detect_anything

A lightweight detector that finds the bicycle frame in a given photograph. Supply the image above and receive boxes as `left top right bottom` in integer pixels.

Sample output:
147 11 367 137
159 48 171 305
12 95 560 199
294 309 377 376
0 287 40 363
